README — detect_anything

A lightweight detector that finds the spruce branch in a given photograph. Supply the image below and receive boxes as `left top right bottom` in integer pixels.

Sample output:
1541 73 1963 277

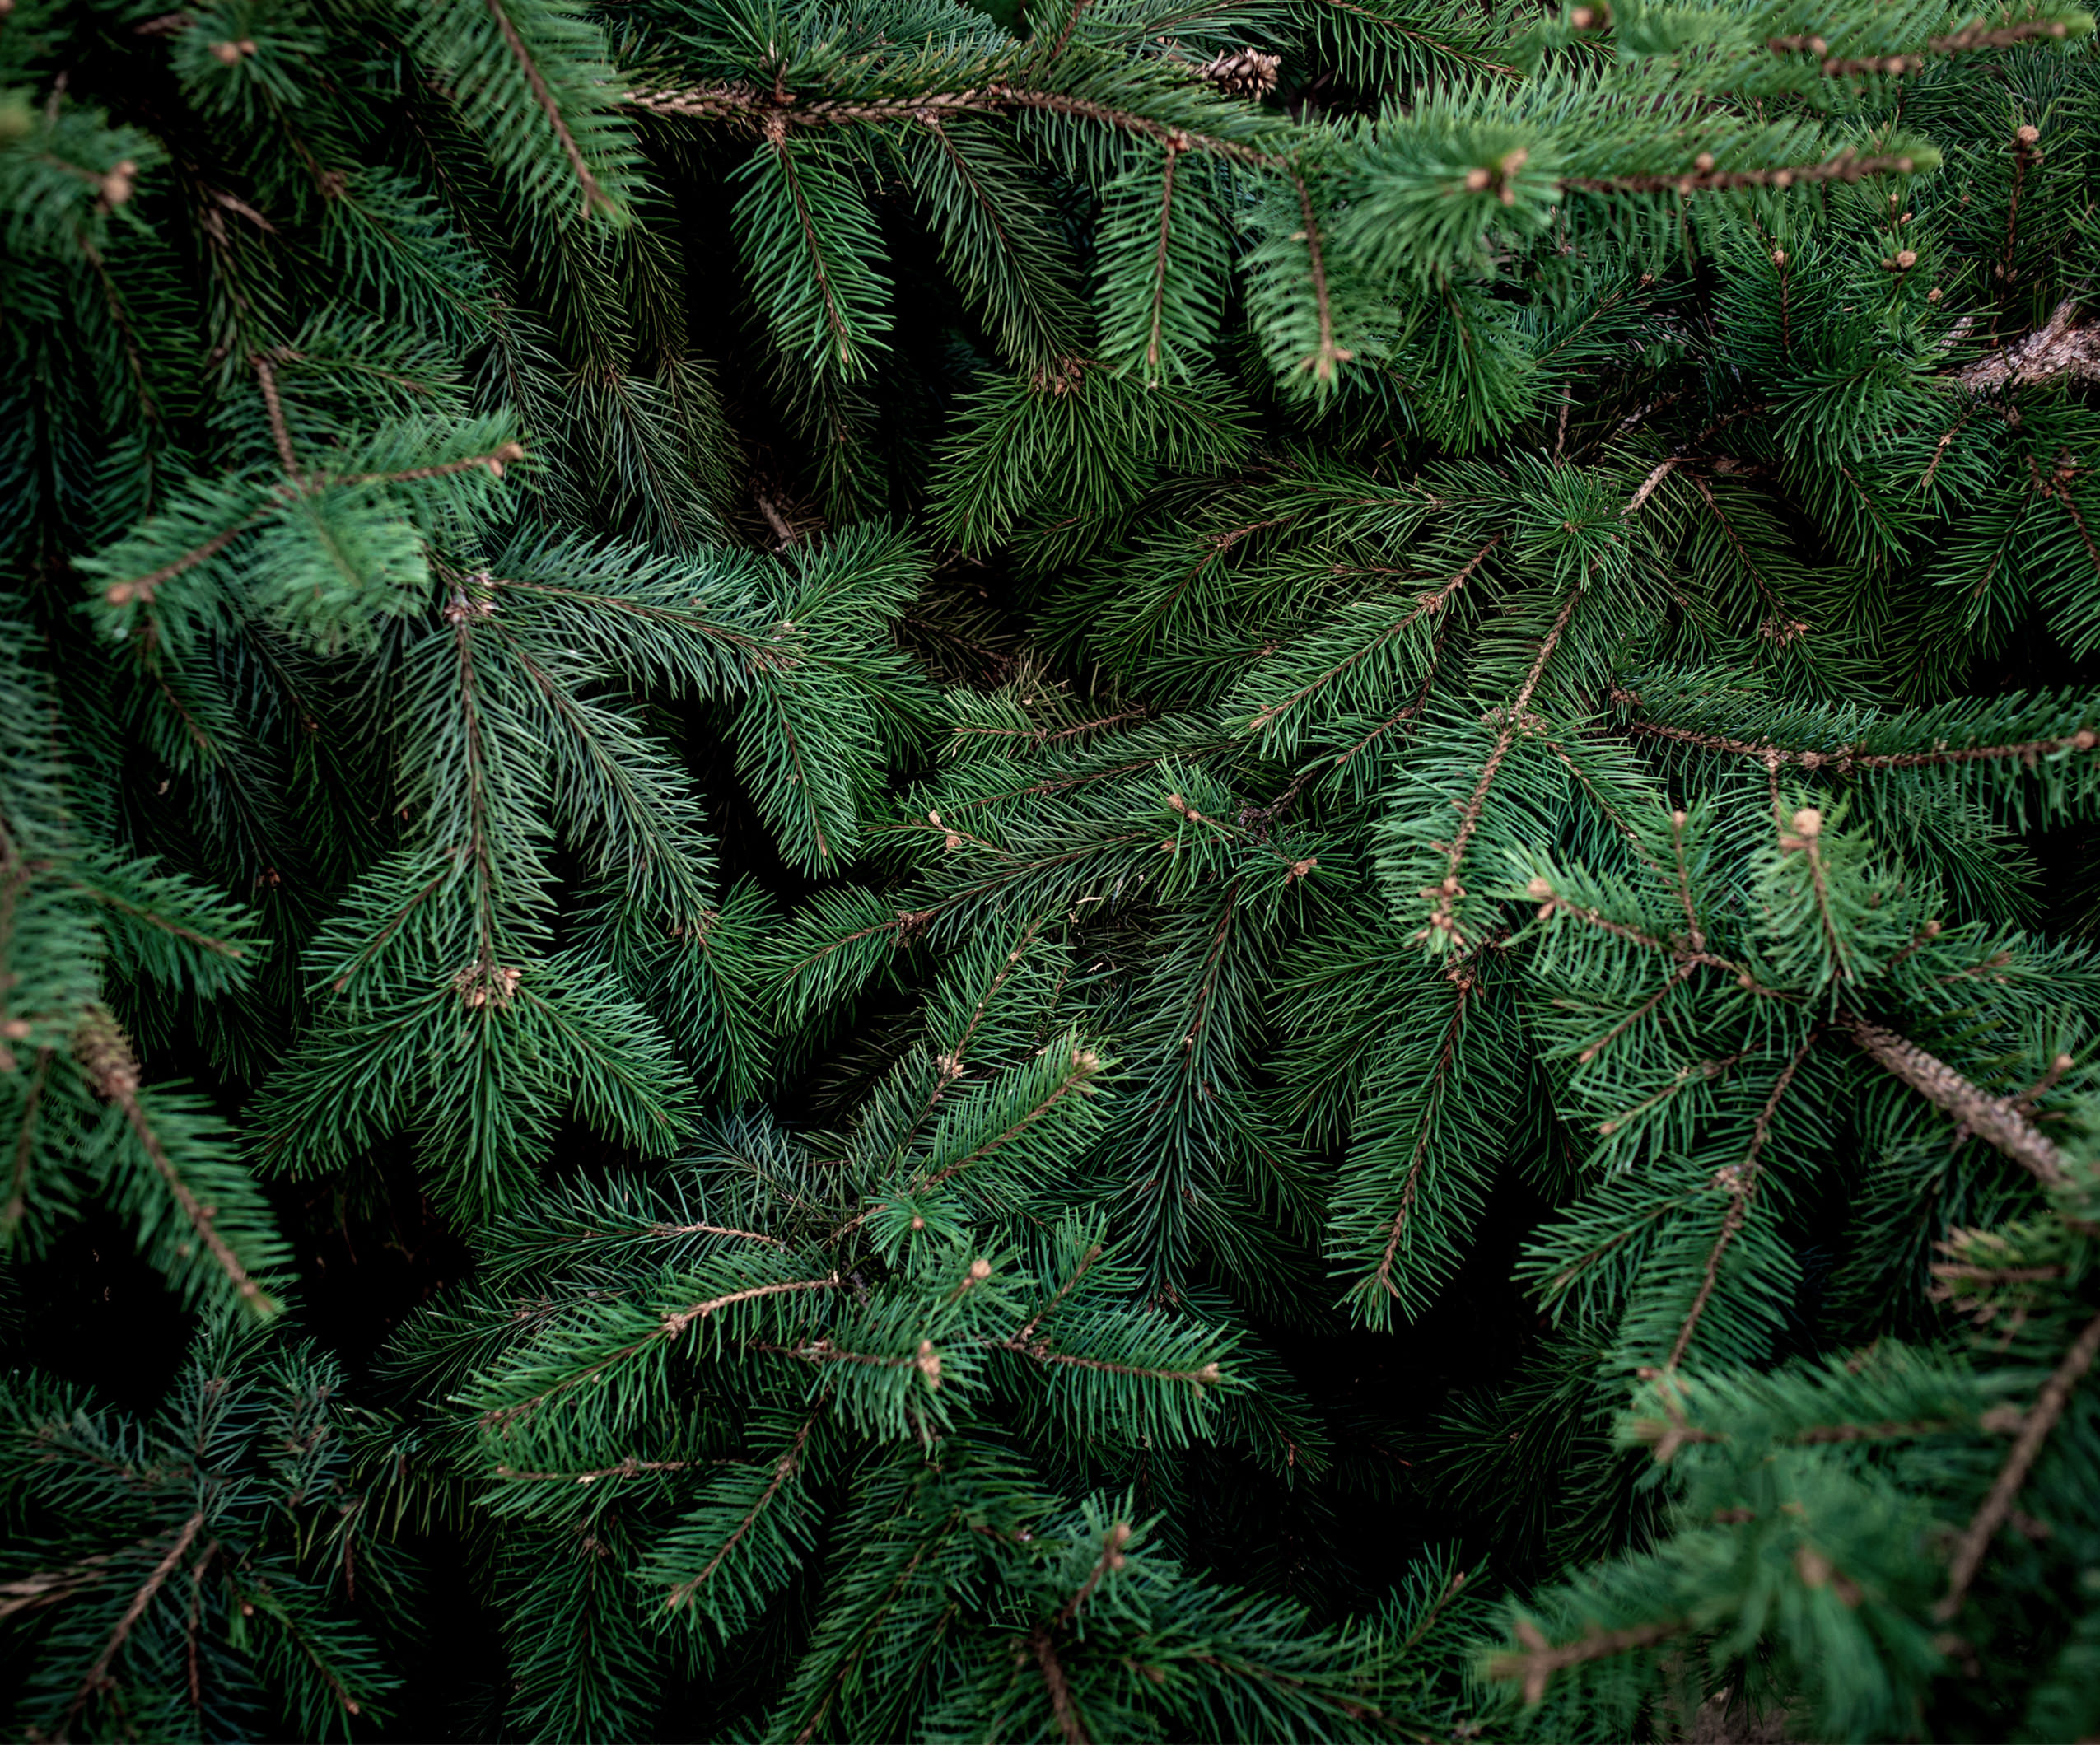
71 1010 281 1318
1361 976 1471 1307
1416 583 1580 947
1560 149 1920 198
1487 1616 1687 1706
1663 1033 1818 1372
1937 1308 2100 1619
1248 538 1493 736
665 1409 824 1614
55 1511 208 1742
1620 718 2099 773
1290 171 1346 382
251 354 303 484
484 0 615 218
1025 1518 1134 1743
1300 0 1521 76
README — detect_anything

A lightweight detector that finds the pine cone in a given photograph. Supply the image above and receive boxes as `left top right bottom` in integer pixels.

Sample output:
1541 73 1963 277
1196 48 1280 98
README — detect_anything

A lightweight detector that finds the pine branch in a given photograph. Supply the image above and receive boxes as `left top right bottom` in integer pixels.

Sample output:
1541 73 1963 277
1937 1309 2100 1619
56 1511 207 1741
1662 1032 1818 1374
1487 1616 1687 1706
71 1012 281 1318
665 1409 824 1613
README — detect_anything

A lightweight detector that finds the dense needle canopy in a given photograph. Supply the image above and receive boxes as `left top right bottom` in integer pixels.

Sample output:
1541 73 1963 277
3 0 2100 1740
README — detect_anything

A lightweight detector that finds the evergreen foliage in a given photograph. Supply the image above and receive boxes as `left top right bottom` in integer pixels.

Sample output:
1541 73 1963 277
6 0 2100 1738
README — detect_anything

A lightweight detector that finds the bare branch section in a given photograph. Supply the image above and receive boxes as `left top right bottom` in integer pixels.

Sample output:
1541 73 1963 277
1956 297 2100 390
1846 1019 2071 1189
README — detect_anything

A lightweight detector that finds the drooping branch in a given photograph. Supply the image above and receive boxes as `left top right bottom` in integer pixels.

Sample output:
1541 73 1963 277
1936 1309 2100 1619
72 1010 279 1317
484 0 616 217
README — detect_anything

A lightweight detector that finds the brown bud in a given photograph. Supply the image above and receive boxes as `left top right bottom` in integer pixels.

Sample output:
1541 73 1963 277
1525 875 1553 899
0 1019 28 1041
968 1257 992 1281
2016 124 2041 145
1927 286 1943 302
1694 152 1715 172
909 1215 925 1230
1771 248 1788 267
1790 806 1823 839
1771 170 1793 190
1894 248 1917 269
1670 810 1688 828
1464 166 1491 191
1569 5 1594 25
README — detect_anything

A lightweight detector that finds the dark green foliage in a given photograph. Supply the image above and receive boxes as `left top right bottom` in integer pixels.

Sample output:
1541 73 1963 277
7 0 2100 1739
0 1322 416 1741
